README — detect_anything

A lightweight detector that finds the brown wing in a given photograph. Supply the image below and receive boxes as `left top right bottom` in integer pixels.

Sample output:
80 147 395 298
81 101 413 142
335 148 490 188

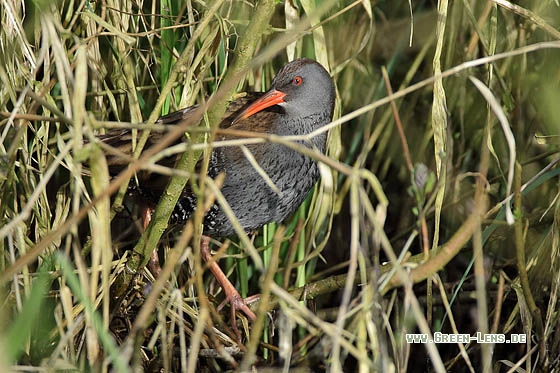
92 93 266 176
155 92 265 128
83 92 281 212
219 92 264 128
156 105 200 124
95 127 176 174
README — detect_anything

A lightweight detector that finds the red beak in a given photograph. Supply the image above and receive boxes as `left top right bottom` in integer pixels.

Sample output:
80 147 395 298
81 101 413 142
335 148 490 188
232 89 286 124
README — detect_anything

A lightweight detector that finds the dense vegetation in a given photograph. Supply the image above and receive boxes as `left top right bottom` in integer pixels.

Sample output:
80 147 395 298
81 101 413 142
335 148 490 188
1 0 560 371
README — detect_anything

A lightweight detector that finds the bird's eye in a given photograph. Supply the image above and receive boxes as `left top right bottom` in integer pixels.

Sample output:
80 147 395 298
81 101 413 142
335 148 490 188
292 76 303 86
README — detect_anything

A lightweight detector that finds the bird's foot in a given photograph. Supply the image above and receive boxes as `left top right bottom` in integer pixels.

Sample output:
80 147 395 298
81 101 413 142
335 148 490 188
217 291 258 320
216 288 257 340
201 236 259 340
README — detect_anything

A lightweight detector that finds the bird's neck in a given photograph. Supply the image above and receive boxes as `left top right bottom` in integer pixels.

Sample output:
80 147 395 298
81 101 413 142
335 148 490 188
276 111 329 152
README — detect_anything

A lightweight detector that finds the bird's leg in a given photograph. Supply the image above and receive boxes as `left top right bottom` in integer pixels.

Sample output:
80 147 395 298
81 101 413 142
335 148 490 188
200 235 256 337
142 207 162 278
